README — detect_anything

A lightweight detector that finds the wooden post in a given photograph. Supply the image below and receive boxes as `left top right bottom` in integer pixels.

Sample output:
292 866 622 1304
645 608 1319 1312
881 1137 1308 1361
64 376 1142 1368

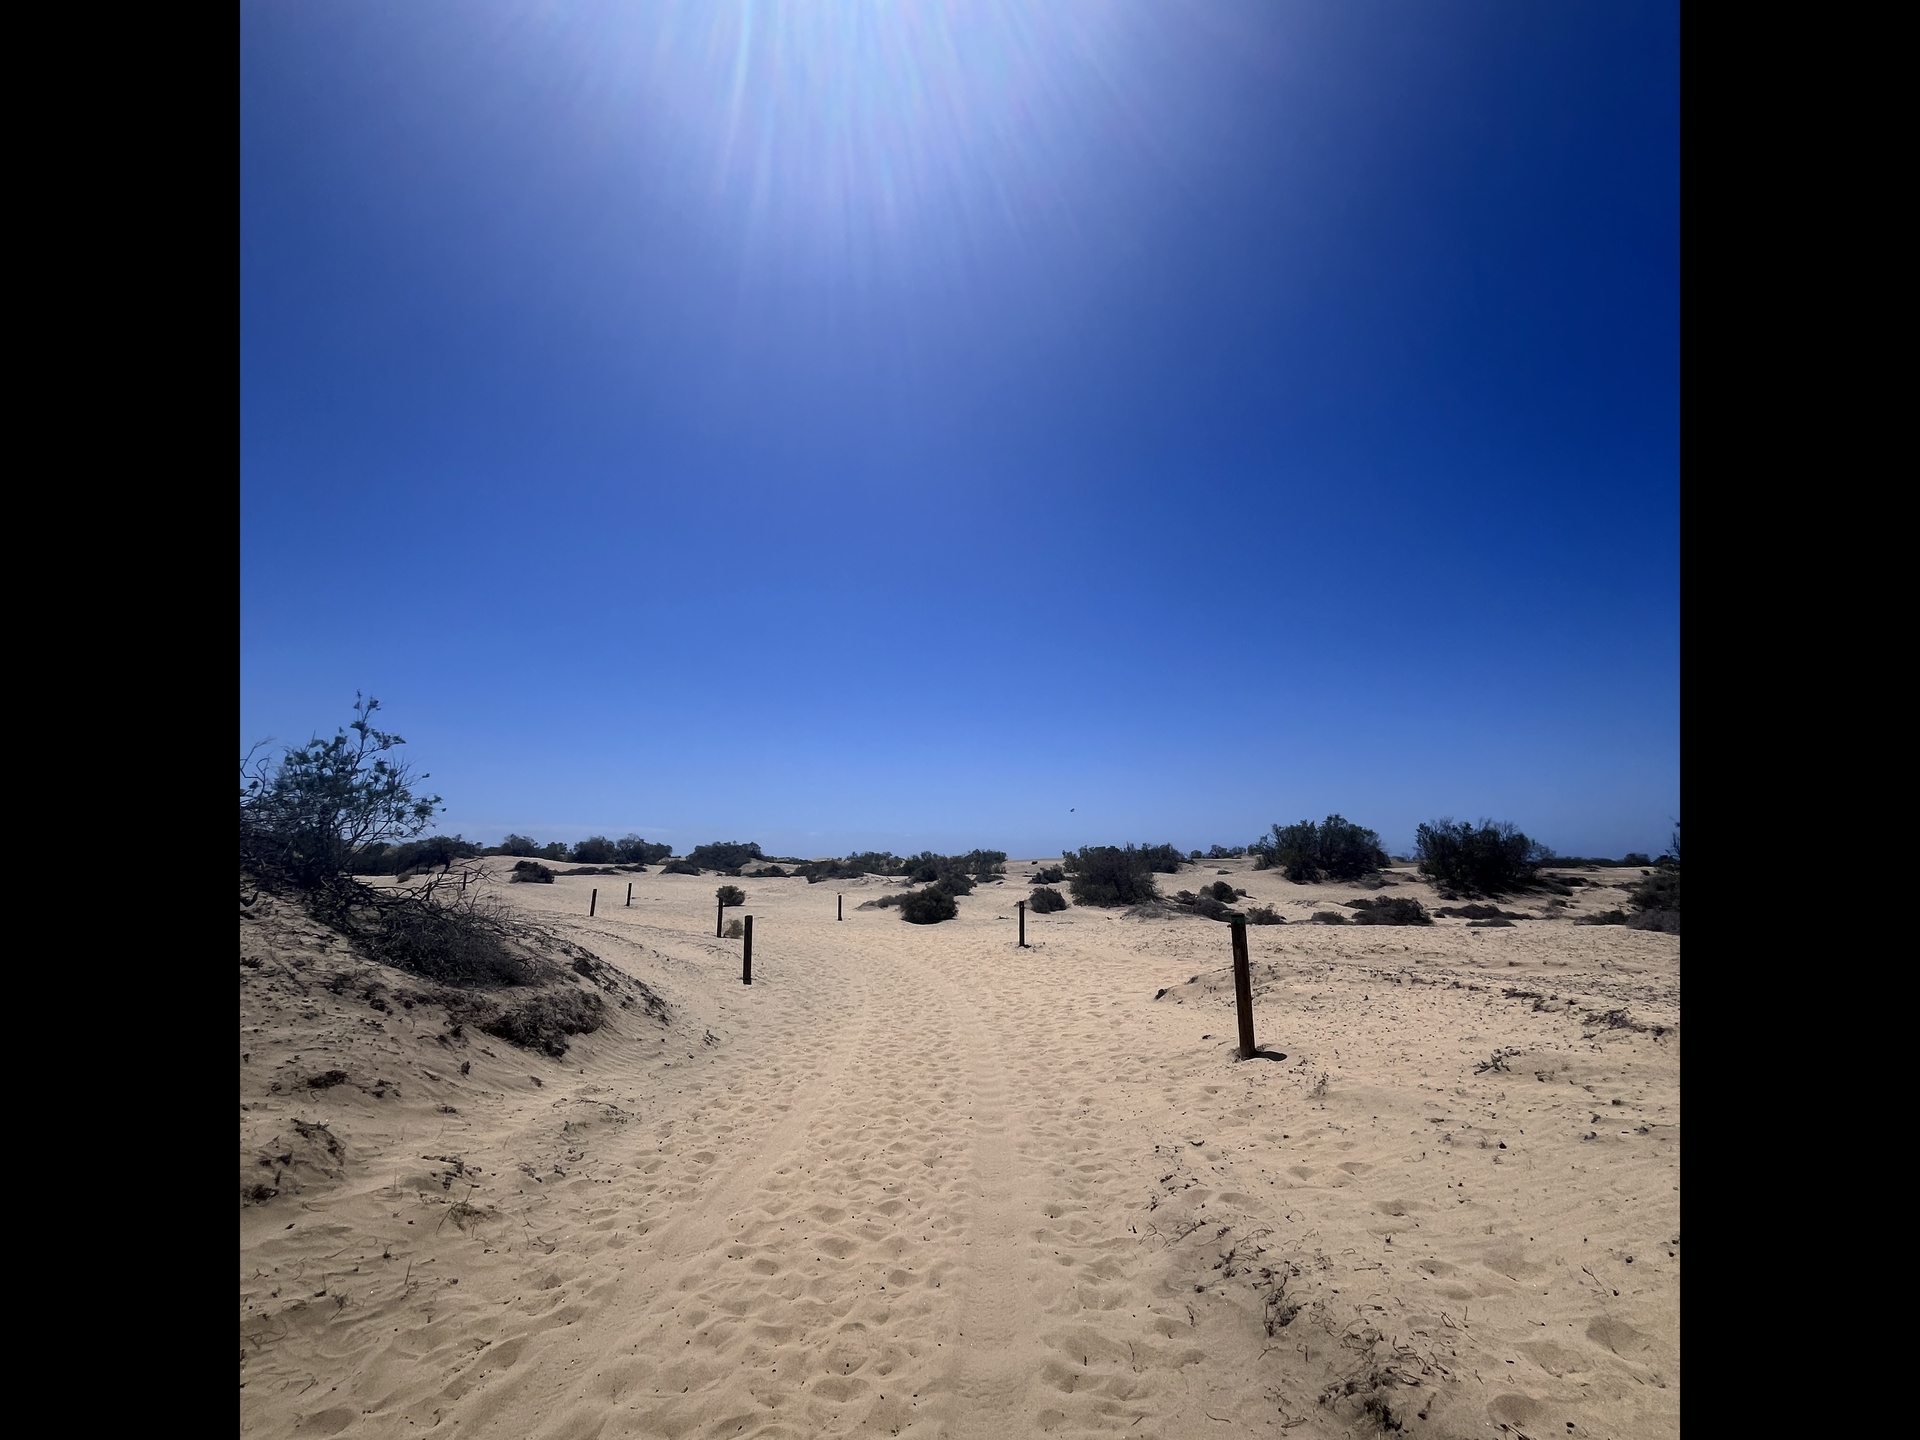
590 888 597 917
1017 900 1027 948
1230 916 1256 1059
837 893 843 921
717 898 724 938
626 882 633 907
742 915 753 985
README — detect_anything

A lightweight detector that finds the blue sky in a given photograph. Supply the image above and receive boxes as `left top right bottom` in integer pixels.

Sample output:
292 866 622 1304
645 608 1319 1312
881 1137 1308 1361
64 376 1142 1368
240 1 1679 860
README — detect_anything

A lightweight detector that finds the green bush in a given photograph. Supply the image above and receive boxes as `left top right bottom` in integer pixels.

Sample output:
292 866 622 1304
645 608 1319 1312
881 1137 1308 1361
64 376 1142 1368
1346 896 1432 926
495 834 542 857
1205 845 1247 859
898 886 959 924
1435 903 1527 920
723 918 745 939
715 885 746 908
1207 880 1236 904
798 851 906 883
570 836 618 864
510 860 555 883
1250 815 1387 882
1624 833 1678 932
1245 905 1285 925
660 859 701 875
962 849 1008 879
1414 819 1548 895
747 865 789 878
1310 911 1349 924
1063 845 1161 907
898 852 983 892
1029 886 1068 913
1629 868 1678 913
1136 843 1187 874
689 841 764 872
239 693 441 887
350 834 483 875
1032 864 1067 885
616 835 673 865
1175 890 1233 920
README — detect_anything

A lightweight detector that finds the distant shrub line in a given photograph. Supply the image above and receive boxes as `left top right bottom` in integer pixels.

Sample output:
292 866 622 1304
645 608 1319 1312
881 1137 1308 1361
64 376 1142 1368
492 834 673 866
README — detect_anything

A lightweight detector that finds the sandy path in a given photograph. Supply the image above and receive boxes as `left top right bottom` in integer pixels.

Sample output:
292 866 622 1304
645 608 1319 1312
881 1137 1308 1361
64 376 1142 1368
240 863 1678 1439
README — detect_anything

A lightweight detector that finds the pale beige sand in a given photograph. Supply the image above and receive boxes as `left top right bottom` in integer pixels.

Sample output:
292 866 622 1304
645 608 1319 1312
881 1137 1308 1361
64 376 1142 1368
240 860 1678 1438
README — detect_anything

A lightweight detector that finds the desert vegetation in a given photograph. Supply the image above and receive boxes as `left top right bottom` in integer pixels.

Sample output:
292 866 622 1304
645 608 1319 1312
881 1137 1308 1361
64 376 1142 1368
1414 818 1550 895
347 834 483 875
798 851 907 882
487 833 669 866
1249 815 1388 882
901 850 1006 884
1342 896 1432 926
493 834 570 860
1031 864 1067 885
1028 886 1068 913
689 841 765 874
1202 844 1247 859
715 884 747 909
1063 845 1164 907
1580 826 1679 932
868 882 965 923
1434 902 1527 921
860 862 989 923
239 696 653 1054
896 886 960 924
1168 880 1254 922
796 849 1003 888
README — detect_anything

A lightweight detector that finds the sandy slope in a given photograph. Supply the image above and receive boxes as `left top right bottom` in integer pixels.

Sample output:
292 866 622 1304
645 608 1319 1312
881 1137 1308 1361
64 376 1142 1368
240 861 1678 1439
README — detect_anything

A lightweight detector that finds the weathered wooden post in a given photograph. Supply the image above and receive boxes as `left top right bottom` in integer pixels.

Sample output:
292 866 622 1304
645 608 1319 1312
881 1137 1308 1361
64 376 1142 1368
626 882 633 907
742 915 753 985
590 888 597 917
838 893 843 921
1017 900 1028 948
717 897 725 938
1229 915 1256 1059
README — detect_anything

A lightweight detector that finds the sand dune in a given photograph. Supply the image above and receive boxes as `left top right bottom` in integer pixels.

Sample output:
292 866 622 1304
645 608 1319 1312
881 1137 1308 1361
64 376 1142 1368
240 860 1677 1438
